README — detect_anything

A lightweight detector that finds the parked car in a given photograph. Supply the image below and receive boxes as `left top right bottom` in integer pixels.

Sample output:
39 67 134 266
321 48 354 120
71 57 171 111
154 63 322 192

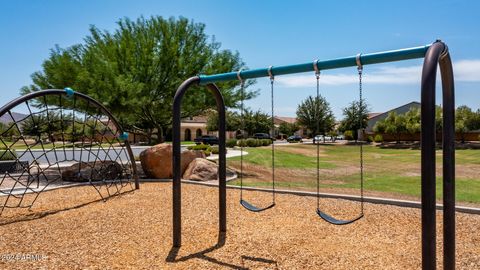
313 135 333 143
287 135 303 143
194 135 219 145
252 133 275 141
336 134 345 140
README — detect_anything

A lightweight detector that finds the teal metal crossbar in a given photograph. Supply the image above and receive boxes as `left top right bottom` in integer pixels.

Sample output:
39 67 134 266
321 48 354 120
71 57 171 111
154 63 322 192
199 44 431 85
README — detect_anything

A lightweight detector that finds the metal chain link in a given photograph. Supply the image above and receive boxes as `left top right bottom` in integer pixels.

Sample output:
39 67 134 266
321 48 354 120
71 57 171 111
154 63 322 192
315 70 321 209
270 75 276 203
358 66 365 215
239 79 245 200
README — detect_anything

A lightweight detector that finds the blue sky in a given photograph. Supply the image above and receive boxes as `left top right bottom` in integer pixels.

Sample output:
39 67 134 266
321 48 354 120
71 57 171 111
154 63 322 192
1 0 479 118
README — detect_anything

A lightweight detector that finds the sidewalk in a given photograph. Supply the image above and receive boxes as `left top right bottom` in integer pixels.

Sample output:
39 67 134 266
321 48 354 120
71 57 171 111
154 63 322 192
206 149 248 160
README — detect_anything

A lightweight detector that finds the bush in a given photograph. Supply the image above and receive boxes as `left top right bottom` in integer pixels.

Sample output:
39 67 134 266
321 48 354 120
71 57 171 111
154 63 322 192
261 139 271 146
187 143 211 151
226 139 237 148
374 134 384 143
366 136 374 143
344 130 354 140
237 139 247 147
0 149 17 161
246 138 257 147
211 146 219 154
187 143 212 156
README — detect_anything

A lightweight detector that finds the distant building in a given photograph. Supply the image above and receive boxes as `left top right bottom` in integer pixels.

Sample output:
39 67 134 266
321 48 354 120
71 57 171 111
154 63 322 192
273 116 305 137
365 101 421 133
180 116 208 141
181 115 236 141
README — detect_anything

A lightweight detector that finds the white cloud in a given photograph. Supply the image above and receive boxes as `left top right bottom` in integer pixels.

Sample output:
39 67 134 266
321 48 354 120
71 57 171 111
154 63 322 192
275 59 480 87
453 60 480 82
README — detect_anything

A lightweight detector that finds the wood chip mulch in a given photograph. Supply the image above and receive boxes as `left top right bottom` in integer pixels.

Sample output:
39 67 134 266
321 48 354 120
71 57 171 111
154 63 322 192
0 182 479 269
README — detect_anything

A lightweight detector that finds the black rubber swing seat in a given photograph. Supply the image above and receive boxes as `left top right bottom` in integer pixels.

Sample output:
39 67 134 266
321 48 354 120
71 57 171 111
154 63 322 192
316 209 363 225
240 199 275 212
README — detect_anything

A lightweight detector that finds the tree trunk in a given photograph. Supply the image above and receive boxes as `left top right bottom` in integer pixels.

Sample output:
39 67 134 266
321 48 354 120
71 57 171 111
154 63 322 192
156 125 164 144
146 128 153 145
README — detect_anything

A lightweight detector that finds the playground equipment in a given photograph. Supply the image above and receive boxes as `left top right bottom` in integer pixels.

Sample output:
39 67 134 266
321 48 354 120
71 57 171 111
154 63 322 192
0 89 139 216
237 67 276 212
172 40 455 270
314 56 365 225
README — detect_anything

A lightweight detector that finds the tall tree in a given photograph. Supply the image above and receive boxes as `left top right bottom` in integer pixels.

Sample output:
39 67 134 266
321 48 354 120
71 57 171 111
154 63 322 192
339 99 369 140
405 107 421 135
278 122 299 137
296 95 335 137
206 110 241 132
21 16 256 143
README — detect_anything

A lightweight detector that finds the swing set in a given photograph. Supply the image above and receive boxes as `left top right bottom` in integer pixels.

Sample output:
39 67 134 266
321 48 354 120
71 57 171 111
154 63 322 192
172 40 455 270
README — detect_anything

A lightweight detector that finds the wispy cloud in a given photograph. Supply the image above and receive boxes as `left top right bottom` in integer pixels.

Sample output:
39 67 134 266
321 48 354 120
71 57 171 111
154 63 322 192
454 60 480 82
275 59 480 87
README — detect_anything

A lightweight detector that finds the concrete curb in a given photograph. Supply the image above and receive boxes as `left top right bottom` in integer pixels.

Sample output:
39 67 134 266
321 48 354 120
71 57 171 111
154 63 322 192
139 179 480 215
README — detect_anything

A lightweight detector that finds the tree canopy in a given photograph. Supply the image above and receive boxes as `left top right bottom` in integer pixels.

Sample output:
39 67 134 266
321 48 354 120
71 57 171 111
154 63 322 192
21 16 256 143
206 109 271 137
338 99 369 140
296 95 335 137
374 105 480 143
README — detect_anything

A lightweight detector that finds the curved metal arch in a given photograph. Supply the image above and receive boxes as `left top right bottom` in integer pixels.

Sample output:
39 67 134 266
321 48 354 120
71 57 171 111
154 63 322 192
172 77 227 247
420 41 455 270
0 89 139 189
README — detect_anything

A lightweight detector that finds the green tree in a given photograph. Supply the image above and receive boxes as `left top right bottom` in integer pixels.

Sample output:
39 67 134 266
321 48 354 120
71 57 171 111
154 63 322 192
206 110 241 132
374 112 406 143
296 95 335 137
455 105 480 143
339 99 369 141
243 109 271 136
206 109 270 137
278 122 299 137
21 16 256 143
405 107 421 135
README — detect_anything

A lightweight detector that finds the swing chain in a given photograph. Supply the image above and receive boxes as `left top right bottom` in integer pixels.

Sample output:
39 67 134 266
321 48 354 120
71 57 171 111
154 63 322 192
237 69 245 199
356 53 365 214
268 65 276 203
314 59 321 209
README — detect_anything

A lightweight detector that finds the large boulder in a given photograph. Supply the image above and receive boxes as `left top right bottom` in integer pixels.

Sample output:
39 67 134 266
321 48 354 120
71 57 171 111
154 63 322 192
62 161 123 182
182 158 218 181
139 143 205 179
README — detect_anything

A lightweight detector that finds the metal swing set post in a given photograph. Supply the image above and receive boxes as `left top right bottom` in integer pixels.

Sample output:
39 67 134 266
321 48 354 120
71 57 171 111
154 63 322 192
172 40 455 270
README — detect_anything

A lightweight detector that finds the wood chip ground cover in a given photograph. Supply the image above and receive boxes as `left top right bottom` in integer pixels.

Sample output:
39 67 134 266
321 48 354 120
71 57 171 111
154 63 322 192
0 183 479 269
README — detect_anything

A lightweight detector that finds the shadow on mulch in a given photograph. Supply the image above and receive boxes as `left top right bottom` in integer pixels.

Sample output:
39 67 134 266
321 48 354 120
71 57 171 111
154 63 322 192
166 232 279 270
0 188 135 226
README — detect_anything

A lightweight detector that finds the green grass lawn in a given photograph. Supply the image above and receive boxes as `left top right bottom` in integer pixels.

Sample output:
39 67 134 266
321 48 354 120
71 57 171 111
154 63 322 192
227 144 480 204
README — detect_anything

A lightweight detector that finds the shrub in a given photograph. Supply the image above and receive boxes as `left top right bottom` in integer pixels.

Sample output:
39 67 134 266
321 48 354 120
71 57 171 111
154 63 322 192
344 130 354 140
261 139 271 146
211 146 219 154
246 138 257 147
374 134 384 143
226 139 237 148
237 139 247 147
366 136 374 143
187 143 212 156
187 143 211 151
0 149 17 161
